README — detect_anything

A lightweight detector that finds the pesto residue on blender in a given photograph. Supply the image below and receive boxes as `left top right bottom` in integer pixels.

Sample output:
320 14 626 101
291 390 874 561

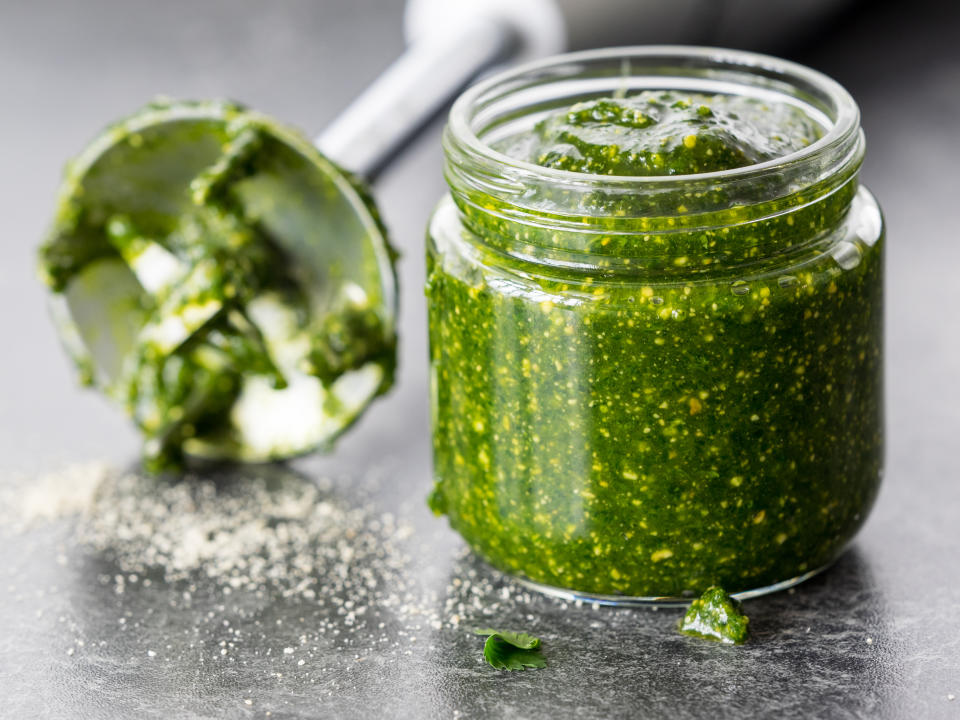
40 100 397 471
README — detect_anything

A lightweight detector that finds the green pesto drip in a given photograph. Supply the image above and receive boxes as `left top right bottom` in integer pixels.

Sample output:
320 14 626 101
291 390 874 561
427 89 883 597
679 586 750 644
500 92 823 176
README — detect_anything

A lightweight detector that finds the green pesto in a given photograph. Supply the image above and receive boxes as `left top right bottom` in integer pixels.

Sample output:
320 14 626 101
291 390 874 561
678 586 750 644
500 92 822 176
427 92 884 598
40 100 397 472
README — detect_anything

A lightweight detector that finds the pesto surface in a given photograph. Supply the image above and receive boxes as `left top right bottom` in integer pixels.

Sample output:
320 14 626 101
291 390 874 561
500 92 822 176
427 91 884 597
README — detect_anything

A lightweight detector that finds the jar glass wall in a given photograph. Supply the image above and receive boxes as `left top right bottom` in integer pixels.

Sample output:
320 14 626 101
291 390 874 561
426 47 884 602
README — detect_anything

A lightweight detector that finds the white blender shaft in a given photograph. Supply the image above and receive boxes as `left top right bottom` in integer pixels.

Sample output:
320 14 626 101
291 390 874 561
316 0 565 178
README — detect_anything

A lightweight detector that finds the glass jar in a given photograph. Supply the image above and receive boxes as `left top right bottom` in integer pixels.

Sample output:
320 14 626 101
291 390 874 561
426 47 884 602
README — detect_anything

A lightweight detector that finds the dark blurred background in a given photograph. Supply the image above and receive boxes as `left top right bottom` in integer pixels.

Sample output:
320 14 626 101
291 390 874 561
1 1 959 718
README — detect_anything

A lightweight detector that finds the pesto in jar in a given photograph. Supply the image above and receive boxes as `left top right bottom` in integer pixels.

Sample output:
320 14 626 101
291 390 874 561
427 52 884 600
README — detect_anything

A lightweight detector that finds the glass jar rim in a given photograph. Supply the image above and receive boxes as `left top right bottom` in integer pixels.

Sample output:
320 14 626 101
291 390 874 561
445 45 862 195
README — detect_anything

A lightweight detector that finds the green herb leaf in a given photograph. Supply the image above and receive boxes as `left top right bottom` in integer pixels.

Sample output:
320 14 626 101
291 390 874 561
473 628 546 670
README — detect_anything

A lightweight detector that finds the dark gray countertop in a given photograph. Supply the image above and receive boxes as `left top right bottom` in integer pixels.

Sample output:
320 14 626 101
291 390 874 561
2 1 959 718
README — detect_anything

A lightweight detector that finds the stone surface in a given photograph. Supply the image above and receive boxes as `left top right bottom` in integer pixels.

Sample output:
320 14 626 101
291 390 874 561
1 0 959 718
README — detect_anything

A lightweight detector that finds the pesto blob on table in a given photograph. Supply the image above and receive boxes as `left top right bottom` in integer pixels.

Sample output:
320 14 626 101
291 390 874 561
427 53 884 600
678 586 750 644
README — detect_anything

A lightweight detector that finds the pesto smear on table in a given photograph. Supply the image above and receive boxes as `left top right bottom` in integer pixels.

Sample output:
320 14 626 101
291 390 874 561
427 91 884 597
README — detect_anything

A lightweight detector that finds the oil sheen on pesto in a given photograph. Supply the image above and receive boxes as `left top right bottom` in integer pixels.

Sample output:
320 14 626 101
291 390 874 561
427 91 884 597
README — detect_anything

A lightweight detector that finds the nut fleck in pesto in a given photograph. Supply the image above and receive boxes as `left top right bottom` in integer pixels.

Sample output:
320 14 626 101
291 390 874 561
427 50 884 599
